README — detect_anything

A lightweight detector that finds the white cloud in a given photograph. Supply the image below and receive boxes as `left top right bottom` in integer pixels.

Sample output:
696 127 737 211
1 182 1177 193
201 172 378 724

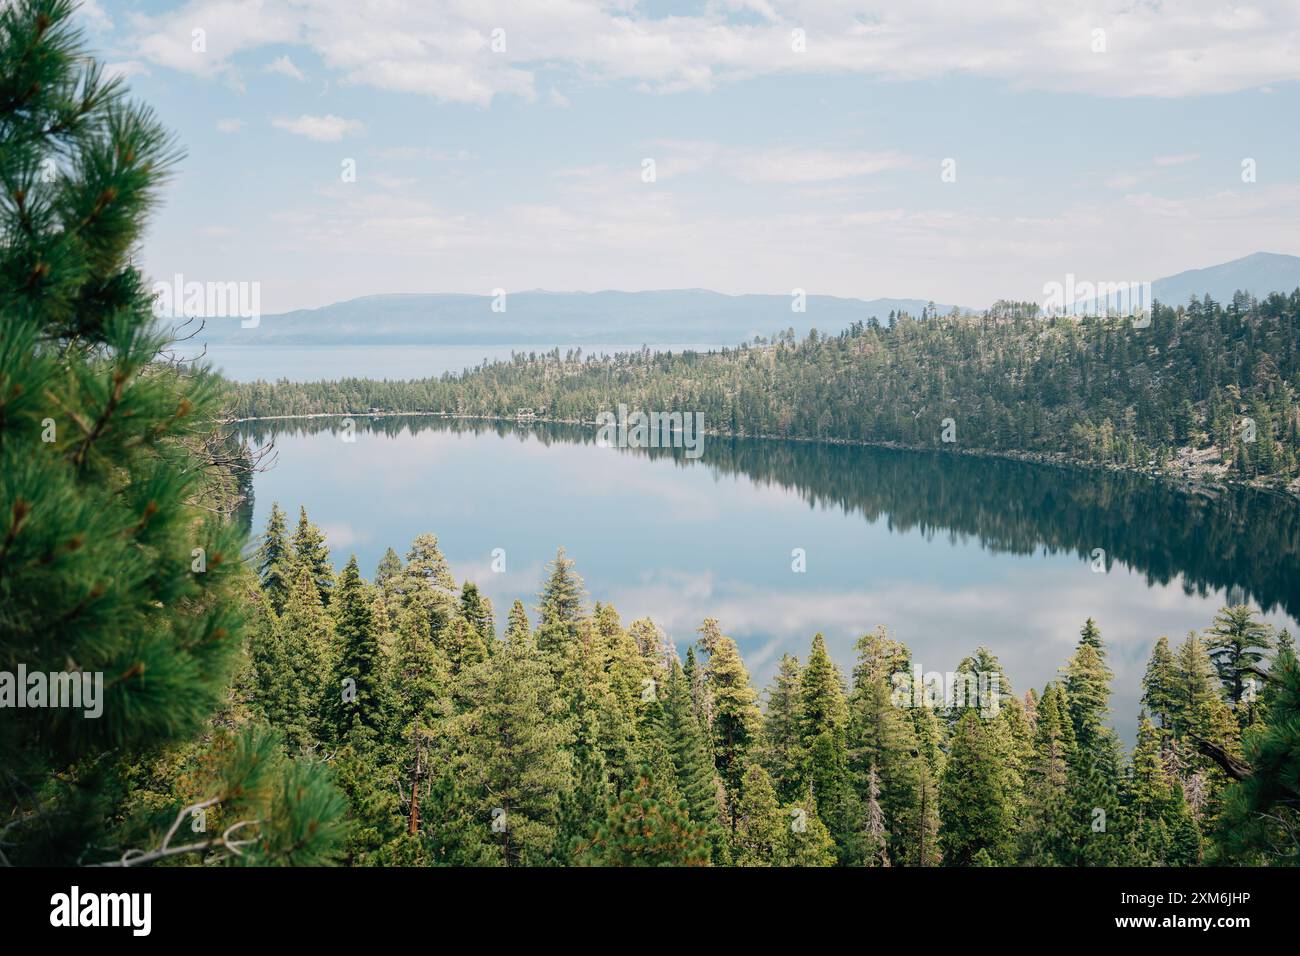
272 114 364 142
241 172 1300 313
726 147 909 183
265 54 306 81
216 118 244 133
1154 153 1200 167
372 147 475 161
567 143 910 187
126 0 1300 103
104 60 150 81
76 0 113 31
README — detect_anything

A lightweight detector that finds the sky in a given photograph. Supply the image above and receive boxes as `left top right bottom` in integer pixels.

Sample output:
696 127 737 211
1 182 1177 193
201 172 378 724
78 0 1300 313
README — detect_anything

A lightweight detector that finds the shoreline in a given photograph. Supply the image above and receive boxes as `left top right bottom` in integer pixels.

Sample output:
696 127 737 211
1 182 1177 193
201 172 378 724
223 409 1300 505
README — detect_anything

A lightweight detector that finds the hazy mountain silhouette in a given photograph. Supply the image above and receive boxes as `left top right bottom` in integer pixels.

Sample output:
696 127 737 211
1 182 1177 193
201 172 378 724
194 252 1300 346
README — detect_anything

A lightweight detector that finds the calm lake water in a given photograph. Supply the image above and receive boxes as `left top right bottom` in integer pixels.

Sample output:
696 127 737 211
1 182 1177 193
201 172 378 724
241 416 1300 745
194 343 720 382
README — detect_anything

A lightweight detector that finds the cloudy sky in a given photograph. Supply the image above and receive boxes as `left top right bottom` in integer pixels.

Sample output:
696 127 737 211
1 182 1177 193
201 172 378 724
81 0 1300 313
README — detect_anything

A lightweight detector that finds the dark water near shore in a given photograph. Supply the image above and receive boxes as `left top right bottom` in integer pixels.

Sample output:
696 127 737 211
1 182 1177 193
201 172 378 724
240 415 1300 745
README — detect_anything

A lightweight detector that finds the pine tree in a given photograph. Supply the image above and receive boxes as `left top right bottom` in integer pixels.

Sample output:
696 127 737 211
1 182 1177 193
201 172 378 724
760 654 804 801
913 762 942 867
374 546 404 592
798 634 849 784
257 501 292 613
631 616 675 692
291 505 333 606
1171 630 1239 759
459 580 495 645
505 599 531 644
848 630 924 866
1020 683 1073 865
1216 649 1300 864
657 661 724 856
441 614 488 676
259 566 336 754
594 603 651 784
579 768 709 866
1062 621 1122 864
400 532 459 636
329 555 382 740
731 762 787 866
0 0 344 863
1166 630 1241 826
862 765 890 866
781 798 837 866
1260 630 1296 718
1141 635 1180 732
940 710 1016 866
536 546 586 658
386 605 451 842
1205 605 1275 723
797 633 858 860
699 619 762 819
453 633 573 866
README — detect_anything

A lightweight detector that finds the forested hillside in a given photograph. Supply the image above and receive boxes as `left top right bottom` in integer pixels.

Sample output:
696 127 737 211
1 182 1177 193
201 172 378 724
0 0 345 866
231 296 1300 492
216 505 1298 866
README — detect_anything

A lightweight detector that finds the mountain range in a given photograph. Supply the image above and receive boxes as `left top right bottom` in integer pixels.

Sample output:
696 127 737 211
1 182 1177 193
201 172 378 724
193 252 1300 347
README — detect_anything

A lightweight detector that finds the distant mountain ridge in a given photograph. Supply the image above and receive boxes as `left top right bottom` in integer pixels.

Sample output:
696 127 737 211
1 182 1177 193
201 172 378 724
194 252 1300 347
1070 251 1300 315
1151 252 1300 306
195 289 964 347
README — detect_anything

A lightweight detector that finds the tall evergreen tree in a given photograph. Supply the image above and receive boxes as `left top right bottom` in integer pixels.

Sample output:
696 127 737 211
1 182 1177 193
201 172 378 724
257 501 292 613
760 654 804 801
1216 649 1300 864
459 580 495 645
656 662 723 856
1205 605 1275 723
386 606 451 842
699 619 762 820
731 762 787 866
329 555 382 740
454 632 573 866
291 505 333 606
374 546 403 597
0 0 345 863
400 532 459 636
848 634 924 866
1141 635 1180 732
1062 621 1122 864
940 710 1016 866
862 765 891 867
1020 683 1073 865
505 598 531 644
797 633 859 860
258 566 336 754
536 546 585 658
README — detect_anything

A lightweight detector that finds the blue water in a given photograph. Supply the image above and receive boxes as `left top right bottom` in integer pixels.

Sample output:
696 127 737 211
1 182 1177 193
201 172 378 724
243 417 1300 746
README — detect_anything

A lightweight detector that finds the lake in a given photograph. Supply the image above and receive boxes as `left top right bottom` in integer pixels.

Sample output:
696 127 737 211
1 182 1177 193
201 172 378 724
192 343 720 382
239 415 1300 745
